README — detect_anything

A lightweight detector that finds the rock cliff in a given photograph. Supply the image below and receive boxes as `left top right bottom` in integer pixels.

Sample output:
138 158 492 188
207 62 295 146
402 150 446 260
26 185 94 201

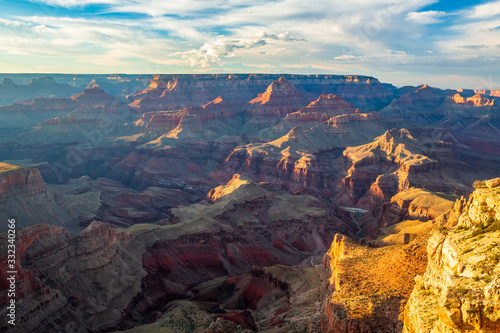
321 233 428 332
0 163 46 201
338 128 472 211
403 178 500 332
246 77 307 118
221 114 388 196
129 74 394 112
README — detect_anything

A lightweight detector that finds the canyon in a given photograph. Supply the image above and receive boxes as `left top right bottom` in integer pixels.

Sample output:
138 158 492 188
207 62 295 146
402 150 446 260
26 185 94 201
0 73 499 332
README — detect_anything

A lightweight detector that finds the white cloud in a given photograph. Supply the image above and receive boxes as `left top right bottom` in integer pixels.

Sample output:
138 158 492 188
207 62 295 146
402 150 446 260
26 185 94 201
334 55 372 60
469 0 500 19
179 32 305 68
0 18 23 27
385 49 407 54
31 0 118 7
406 10 446 24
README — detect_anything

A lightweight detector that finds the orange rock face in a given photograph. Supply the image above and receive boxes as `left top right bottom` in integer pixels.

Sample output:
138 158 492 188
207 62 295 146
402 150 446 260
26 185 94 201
321 234 428 332
246 77 307 118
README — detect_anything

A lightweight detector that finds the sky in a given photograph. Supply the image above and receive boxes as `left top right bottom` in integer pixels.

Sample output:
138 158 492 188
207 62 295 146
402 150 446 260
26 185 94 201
0 0 499 89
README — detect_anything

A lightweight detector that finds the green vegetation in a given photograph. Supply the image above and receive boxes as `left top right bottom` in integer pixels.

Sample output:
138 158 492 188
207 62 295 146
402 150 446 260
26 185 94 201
468 219 500 238
476 251 500 275
438 226 448 235
451 286 469 296
419 289 434 297
487 218 500 232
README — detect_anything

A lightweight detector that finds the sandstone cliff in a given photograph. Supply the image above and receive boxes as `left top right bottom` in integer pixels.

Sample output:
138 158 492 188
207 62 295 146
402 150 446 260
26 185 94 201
321 233 428 332
403 178 500 332
0 163 46 201
338 128 472 212
246 77 306 118
129 74 394 112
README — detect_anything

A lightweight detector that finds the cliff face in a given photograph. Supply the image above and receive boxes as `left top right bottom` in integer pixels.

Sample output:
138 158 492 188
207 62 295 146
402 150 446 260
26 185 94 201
0 221 137 333
246 77 307 118
129 74 394 112
0 163 46 201
374 188 457 229
403 178 500 332
338 128 472 214
134 96 240 134
221 114 388 197
321 234 428 332
284 94 357 123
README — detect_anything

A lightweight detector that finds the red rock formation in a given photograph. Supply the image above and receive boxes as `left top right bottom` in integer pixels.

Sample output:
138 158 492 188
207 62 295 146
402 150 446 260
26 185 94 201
338 128 468 208
284 94 357 124
466 93 496 107
134 96 239 133
246 77 306 118
68 85 118 109
220 113 386 196
129 74 394 112
0 164 46 201
0 174 354 332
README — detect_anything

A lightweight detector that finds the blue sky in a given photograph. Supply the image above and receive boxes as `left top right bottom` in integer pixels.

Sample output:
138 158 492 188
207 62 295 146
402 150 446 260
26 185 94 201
0 0 499 89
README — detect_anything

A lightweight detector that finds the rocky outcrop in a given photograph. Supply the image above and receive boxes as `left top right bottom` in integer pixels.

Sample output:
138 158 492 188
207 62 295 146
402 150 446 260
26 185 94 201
255 94 362 140
134 96 240 134
284 94 357 123
120 259 330 332
338 128 471 211
321 233 428 332
246 77 306 118
221 114 388 197
452 93 497 107
403 179 500 332
0 221 137 333
374 188 458 228
70 85 117 105
384 85 446 116
0 163 46 201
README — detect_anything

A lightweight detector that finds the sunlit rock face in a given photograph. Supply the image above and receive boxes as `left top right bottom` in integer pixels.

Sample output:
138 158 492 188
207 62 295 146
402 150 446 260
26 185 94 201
403 180 500 333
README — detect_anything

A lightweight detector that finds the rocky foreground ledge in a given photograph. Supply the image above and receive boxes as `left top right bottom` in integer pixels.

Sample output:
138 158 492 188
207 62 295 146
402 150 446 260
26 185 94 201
321 178 500 332
403 178 500 332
